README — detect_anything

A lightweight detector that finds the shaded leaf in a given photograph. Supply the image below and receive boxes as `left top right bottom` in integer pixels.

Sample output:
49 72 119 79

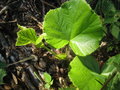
78 55 100 73
101 54 120 76
111 24 120 40
0 62 7 68
0 69 6 84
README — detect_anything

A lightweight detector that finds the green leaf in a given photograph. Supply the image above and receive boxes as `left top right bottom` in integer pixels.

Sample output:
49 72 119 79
43 0 103 56
16 25 38 46
78 56 100 73
0 69 6 84
59 87 78 90
35 33 46 45
50 80 53 85
45 83 50 89
54 53 67 60
0 62 7 84
111 24 120 40
105 72 120 90
110 73 120 90
101 54 120 90
0 62 7 68
68 56 104 90
43 72 52 83
101 54 120 76
102 0 116 17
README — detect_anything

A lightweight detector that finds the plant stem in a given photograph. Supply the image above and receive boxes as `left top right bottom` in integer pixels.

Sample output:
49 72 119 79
101 69 117 90
7 55 37 67
43 46 62 60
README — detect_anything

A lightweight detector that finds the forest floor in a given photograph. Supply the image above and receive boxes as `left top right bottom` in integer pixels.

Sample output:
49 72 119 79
0 0 120 90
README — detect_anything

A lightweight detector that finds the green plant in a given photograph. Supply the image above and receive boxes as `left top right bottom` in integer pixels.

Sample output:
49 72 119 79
95 0 120 40
43 0 103 56
0 62 6 84
43 72 53 89
15 0 120 89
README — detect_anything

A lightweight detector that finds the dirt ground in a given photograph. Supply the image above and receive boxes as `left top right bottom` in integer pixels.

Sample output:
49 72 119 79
0 0 120 90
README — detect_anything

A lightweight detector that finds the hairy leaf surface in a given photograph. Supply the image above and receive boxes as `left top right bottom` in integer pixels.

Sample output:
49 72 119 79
43 0 103 56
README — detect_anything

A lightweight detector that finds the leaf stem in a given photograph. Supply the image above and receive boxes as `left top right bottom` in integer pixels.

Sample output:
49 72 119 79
43 46 62 60
7 55 37 67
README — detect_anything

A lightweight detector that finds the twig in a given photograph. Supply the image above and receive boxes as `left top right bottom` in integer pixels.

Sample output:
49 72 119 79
40 0 56 8
30 16 43 30
40 0 45 17
7 55 38 67
0 6 9 15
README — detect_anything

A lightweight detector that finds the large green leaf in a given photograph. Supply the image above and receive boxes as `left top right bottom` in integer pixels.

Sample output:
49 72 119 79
68 56 104 90
43 0 103 56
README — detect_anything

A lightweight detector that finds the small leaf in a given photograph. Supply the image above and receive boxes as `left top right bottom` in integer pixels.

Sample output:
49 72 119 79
35 33 46 45
55 53 67 60
17 24 27 30
45 83 50 89
102 54 120 76
43 72 52 83
0 69 6 84
50 80 53 85
0 62 7 68
16 25 38 46
43 0 103 56
68 56 104 90
102 0 116 17
111 24 120 40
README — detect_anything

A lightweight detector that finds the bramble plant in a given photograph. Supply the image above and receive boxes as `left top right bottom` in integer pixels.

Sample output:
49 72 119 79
15 0 120 90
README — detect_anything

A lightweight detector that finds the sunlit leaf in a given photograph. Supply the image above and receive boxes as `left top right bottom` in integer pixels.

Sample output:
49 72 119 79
43 72 52 83
43 0 103 56
55 53 67 60
68 56 104 90
16 25 37 46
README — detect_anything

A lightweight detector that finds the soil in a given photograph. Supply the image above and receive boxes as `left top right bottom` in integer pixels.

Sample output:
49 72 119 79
0 0 120 90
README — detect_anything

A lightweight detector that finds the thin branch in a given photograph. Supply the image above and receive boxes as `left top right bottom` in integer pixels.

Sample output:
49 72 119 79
40 0 56 8
7 55 37 67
